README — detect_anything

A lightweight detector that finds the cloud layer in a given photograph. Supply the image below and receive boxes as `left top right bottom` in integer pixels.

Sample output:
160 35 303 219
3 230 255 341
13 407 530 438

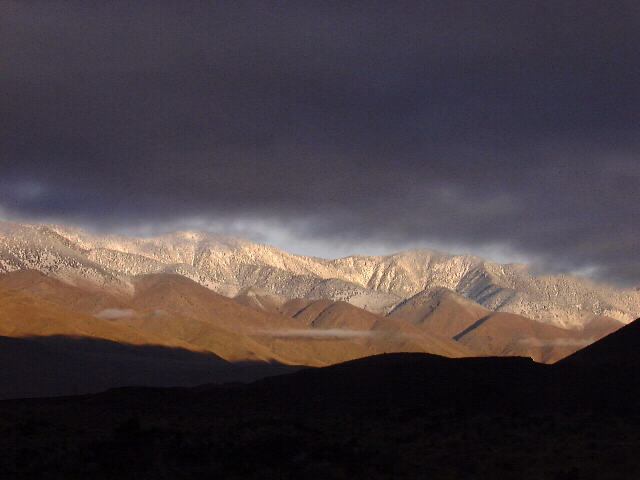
95 309 136 320
518 337 595 347
1 1 638 285
255 328 377 339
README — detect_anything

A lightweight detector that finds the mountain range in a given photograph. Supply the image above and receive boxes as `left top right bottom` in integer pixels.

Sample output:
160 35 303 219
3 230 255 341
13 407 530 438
0 220 638 397
1 220 637 328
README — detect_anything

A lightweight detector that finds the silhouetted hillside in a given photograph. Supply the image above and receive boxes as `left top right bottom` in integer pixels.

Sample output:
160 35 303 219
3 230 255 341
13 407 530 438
1 347 639 479
558 317 640 367
247 353 546 415
1 318 638 478
0 335 298 399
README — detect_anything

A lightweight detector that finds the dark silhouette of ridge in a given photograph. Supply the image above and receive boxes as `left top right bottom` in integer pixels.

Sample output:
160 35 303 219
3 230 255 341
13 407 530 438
0 335 300 399
544 318 640 413
243 352 546 415
558 317 640 367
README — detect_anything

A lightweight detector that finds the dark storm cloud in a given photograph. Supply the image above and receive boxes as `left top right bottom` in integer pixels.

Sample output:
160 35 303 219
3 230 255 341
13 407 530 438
1 1 639 285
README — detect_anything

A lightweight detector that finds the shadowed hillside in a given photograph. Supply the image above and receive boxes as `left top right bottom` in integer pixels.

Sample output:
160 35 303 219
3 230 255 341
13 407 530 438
1 325 639 478
558 317 640 367
0 335 299 399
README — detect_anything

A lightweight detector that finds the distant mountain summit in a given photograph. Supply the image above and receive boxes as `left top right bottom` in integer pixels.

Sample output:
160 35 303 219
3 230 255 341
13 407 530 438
0 220 638 329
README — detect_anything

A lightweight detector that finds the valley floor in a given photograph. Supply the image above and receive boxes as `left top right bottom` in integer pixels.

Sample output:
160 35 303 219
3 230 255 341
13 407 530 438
1 398 638 479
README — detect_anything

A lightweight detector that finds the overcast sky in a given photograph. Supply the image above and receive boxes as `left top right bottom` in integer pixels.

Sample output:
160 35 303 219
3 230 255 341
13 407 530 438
1 1 638 285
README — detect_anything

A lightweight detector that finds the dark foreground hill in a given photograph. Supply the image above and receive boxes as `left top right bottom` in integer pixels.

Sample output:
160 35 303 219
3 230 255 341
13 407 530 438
0 319 638 479
0 335 299 399
558 315 640 368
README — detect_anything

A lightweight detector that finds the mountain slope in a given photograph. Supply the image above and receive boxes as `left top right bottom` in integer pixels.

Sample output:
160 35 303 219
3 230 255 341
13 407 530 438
452 312 595 363
278 298 474 358
388 287 623 362
0 284 186 348
0 269 130 314
387 287 489 337
233 286 286 315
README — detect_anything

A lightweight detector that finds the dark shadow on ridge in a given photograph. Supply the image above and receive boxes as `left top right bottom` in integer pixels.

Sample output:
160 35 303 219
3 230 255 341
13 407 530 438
452 314 492 340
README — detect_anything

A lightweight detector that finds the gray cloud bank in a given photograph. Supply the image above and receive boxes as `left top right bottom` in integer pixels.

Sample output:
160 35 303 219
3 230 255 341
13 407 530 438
1 1 638 285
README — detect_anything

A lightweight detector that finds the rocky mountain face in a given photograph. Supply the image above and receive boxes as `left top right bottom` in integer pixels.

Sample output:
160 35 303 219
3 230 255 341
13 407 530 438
1 220 638 329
